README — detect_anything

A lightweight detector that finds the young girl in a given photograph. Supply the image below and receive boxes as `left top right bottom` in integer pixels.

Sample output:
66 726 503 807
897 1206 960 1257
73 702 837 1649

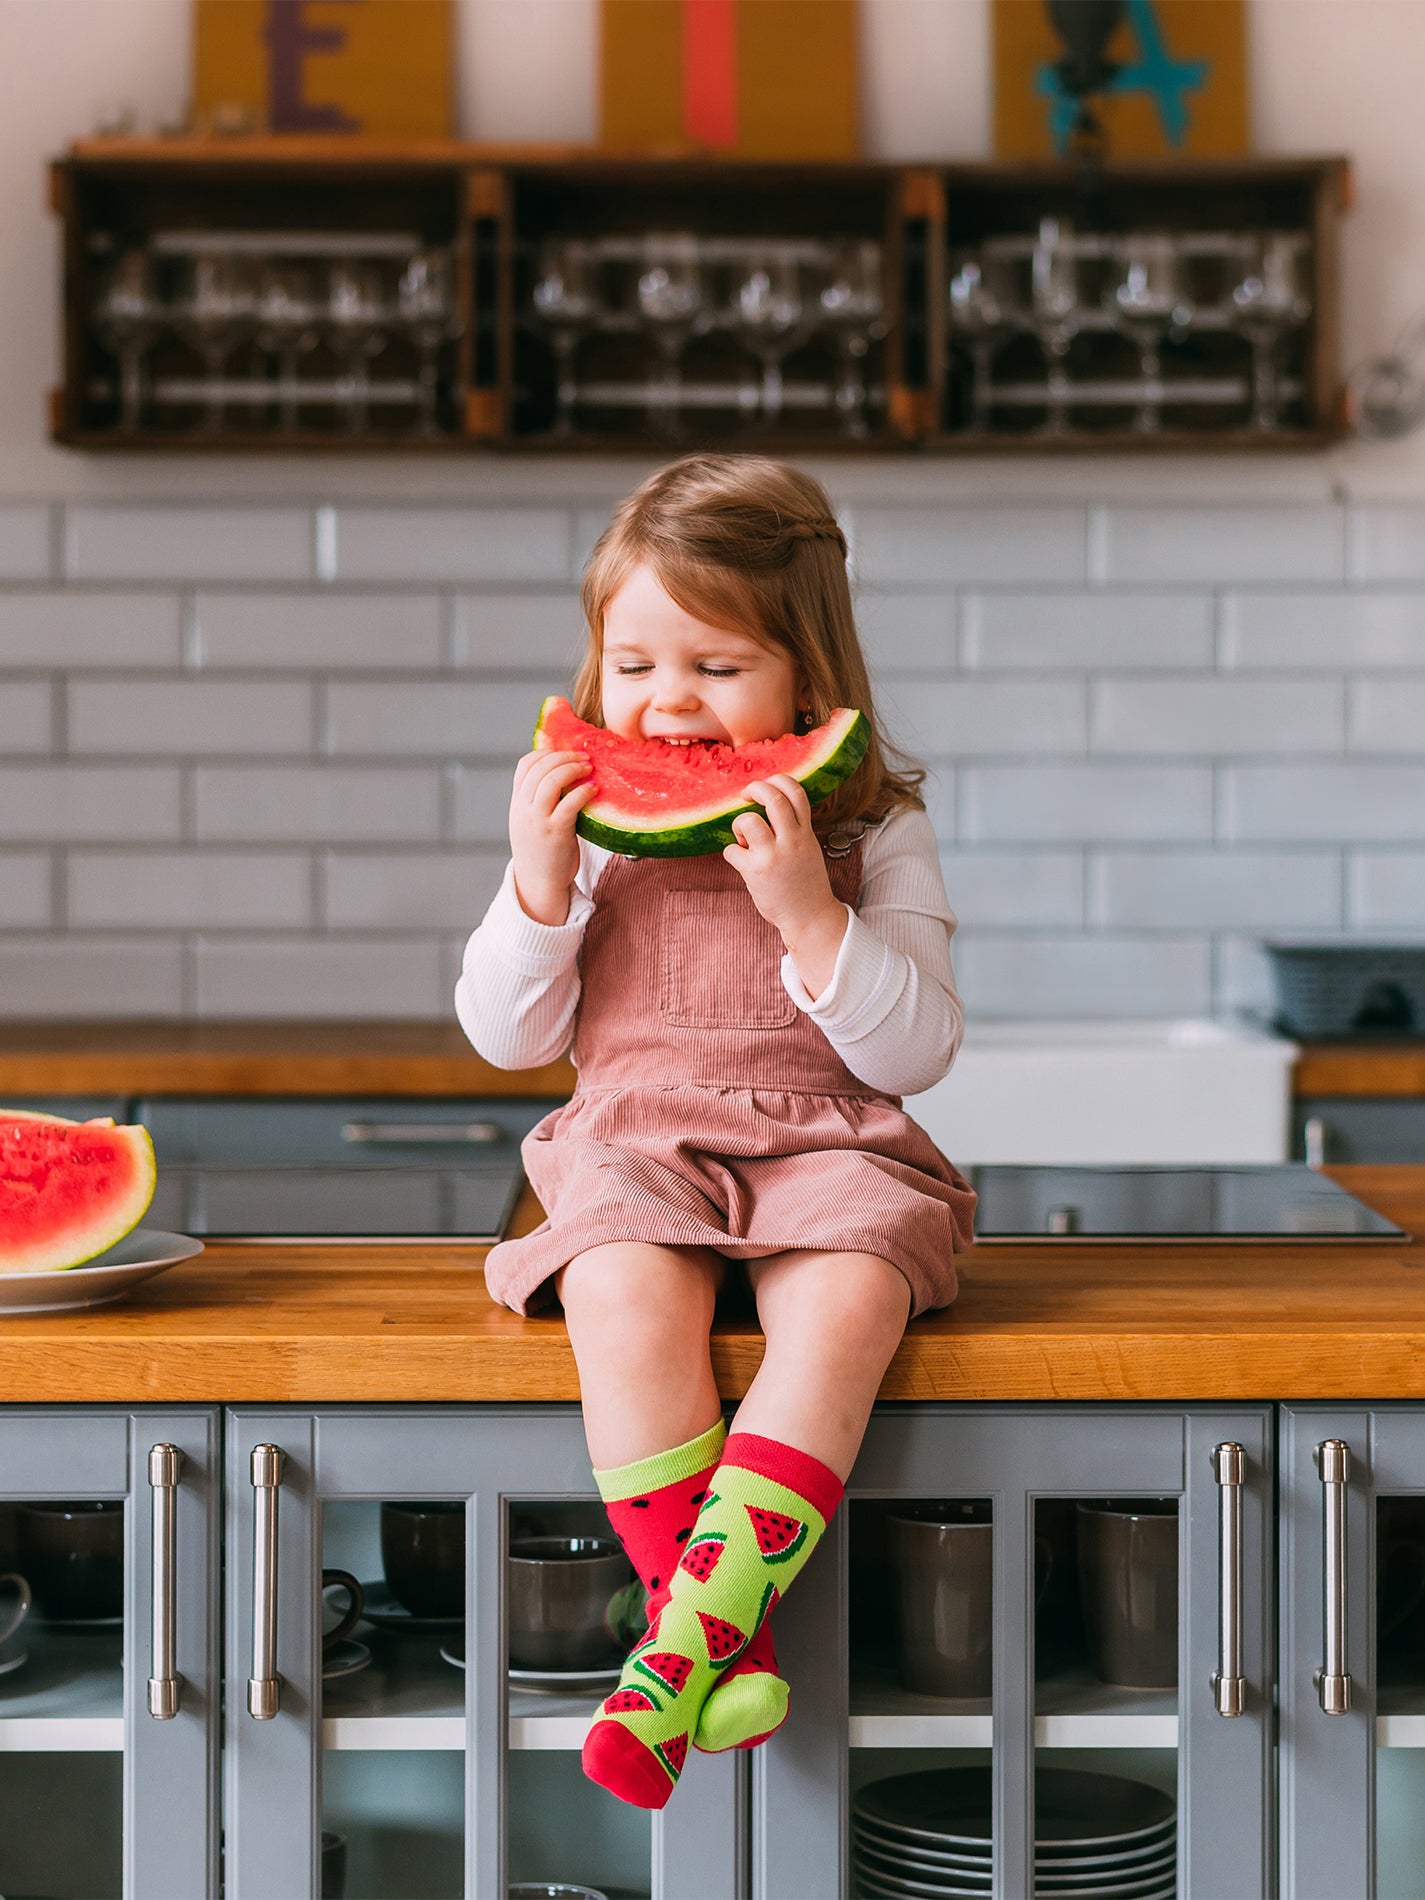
455 453 975 1810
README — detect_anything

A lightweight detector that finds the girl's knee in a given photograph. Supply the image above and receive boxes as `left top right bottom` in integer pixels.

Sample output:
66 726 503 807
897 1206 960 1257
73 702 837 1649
556 1241 723 1337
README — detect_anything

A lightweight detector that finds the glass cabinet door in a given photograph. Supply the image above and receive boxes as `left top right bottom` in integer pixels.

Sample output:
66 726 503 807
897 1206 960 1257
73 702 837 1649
224 1406 746 1900
753 1405 1273 1900
1281 1403 1425 1900
0 1406 220 1900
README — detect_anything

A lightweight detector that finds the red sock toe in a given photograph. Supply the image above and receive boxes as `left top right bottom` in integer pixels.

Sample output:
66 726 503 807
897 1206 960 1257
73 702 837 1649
582 1719 682 1810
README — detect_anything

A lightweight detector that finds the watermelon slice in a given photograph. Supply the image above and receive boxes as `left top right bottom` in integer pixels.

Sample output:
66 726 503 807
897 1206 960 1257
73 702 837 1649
698 1610 750 1668
533 696 871 858
747 1505 810 1564
654 1731 689 1779
602 1687 660 1715
633 1649 694 1696
678 1530 726 1582
0 1112 156 1273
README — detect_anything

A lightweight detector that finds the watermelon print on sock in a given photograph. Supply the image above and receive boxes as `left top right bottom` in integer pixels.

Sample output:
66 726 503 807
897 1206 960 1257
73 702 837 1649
603 1687 660 1715
654 1731 689 1779
698 1610 750 1668
678 1530 726 1582
747 1504 809 1564
633 1650 694 1696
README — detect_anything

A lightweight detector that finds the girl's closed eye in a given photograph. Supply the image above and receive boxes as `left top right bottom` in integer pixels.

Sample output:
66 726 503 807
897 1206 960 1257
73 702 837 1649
614 664 741 678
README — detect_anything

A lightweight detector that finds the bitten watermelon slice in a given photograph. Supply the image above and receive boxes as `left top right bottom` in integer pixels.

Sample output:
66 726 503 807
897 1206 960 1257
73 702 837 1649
533 696 870 858
698 1611 750 1668
747 1505 810 1564
654 1731 689 1779
0 1111 156 1273
633 1649 694 1696
603 1687 660 1715
678 1530 726 1582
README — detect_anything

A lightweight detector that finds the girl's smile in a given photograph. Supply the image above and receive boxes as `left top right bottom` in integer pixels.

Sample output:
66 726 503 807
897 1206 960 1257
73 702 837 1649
600 563 807 750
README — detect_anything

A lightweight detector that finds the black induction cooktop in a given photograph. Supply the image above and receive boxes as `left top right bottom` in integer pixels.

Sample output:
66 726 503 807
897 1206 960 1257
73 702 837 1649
968 1165 1407 1242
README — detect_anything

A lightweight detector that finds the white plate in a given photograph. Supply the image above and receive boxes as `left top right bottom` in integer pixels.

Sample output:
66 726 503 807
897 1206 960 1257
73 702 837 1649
0 1230 204 1314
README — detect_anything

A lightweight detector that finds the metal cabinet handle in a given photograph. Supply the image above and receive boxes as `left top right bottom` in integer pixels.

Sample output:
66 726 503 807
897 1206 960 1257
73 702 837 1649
1211 1441 1246 1716
148 1443 183 1719
248 1444 284 1720
1316 1438 1351 1714
340 1120 502 1146
1303 1115 1327 1169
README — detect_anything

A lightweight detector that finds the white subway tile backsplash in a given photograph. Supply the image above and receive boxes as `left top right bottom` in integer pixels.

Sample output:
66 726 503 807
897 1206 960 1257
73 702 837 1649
0 592 180 667
1094 505 1345 584
1221 591 1425 669
451 591 586 670
878 679 1087 758
194 937 445 1017
0 853 52 928
0 936 184 1017
0 507 53 581
919 767 955 839
938 851 1084 927
450 766 517 842
963 766 1213 842
1348 680 1425 753
963 592 1213 670
194 593 442 670
67 851 311 929
1090 850 1342 930
0 767 182 842
956 932 1212 1017
853 507 1087 584
1213 936 1280 1019
64 507 313 583
1222 764 1425 841
325 679 534 757
1349 503 1425 581
856 593 957 673
324 851 506 928
331 508 571 583
0 681 53 753
1348 853 1425 929
69 679 314 756
1091 679 1343 755
195 766 441 842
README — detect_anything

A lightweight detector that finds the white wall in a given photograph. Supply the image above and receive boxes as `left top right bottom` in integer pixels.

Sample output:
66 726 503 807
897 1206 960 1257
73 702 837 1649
2 0 1425 501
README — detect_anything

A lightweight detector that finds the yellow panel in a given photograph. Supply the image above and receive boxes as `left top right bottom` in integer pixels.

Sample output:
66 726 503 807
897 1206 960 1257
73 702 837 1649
738 0 858 159
601 0 685 152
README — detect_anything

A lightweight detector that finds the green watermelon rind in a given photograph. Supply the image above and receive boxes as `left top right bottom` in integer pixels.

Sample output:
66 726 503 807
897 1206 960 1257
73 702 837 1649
0 1118 157 1274
533 698 871 859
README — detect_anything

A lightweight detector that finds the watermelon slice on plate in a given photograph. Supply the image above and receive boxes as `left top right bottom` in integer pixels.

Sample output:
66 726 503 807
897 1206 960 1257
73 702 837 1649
533 696 870 858
0 1110 157 1273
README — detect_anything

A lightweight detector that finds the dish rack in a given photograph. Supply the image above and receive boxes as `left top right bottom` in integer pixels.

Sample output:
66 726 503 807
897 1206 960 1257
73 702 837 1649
1264 942 1425 1039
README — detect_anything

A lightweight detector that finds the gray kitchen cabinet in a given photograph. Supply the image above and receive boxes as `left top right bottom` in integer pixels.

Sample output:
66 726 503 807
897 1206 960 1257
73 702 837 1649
753 1404 1275 1900
0 1406 221 1899
1293 1097 1425 1165
223 1405 746 1900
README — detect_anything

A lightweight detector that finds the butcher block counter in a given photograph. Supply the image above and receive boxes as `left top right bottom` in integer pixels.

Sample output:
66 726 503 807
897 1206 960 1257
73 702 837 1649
0 1166 1421 1406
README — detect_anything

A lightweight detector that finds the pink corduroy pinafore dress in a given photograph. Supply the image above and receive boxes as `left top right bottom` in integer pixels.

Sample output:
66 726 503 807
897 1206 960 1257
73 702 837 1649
481 834 977 1318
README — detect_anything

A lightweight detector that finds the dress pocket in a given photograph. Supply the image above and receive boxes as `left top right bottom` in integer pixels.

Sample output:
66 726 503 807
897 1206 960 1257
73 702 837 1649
659 889 797 1030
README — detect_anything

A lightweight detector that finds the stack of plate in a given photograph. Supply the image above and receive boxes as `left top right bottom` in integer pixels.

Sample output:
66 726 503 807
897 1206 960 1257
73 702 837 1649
853 1767 1175 1900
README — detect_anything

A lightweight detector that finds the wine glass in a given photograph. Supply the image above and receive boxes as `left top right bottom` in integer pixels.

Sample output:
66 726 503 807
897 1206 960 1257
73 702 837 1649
1231 231 1312 432
818 239 884 436
948 250 1017 432
531 238 599 436
91 249 160 431
1106 233 1193 434
173 253 259 432
1029 217 1081 435
733 246 804 425
636 234 704 435
327 261 391 433
397 249 459 435
255 264 321 431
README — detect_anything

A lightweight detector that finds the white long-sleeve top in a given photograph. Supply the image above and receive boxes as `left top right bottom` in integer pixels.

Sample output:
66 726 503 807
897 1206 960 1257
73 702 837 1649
454 805 963 1099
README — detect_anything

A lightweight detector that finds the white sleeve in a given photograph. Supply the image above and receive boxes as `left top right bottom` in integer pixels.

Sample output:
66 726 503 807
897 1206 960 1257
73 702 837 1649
453 840 613 1069
780 806 964 1097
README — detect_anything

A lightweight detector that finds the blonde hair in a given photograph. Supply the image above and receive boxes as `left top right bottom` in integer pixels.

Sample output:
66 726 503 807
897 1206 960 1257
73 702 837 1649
572 453 926 837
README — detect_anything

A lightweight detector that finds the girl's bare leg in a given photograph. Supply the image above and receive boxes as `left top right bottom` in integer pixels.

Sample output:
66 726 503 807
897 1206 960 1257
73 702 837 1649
729 1248 911 1480
555 1241 728 1468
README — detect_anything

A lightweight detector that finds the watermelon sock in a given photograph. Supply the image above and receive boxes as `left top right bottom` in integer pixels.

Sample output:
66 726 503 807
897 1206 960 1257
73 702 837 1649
582 1433 843 1809
593 1422 788 1751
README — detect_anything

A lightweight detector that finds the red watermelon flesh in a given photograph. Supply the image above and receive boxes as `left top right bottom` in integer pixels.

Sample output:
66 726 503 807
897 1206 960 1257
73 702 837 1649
0 1113 156 1273
633 1650 694 1696
678 1530 726 1582
655 1731 689 1778
534 696 870 858
698 1611 749 1665
747 1505 810 1564
603 1687 660 1715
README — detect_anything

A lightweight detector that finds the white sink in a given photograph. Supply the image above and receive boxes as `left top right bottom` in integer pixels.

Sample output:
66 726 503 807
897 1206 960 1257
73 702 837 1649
906 1018 1299 1166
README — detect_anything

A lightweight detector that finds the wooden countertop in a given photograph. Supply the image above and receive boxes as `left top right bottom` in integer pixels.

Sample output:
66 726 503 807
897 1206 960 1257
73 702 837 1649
1 1167 1423 1406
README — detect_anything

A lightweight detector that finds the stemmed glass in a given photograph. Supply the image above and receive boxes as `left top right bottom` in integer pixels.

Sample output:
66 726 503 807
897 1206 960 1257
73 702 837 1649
948 250 1017 432
1029 218 1081 435
173 253 259 432
733 246 804 425
636 234 704 435
255 264 320 432
531 238 599 436
397 249 459 435
818 239 884 436
328 261 391 433
1106 233 1193 433
1230 232 1312 432
91 250 160 431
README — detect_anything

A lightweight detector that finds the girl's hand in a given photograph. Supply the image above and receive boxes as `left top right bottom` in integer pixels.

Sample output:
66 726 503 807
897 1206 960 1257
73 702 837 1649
509 741 596 925
723 776 848 979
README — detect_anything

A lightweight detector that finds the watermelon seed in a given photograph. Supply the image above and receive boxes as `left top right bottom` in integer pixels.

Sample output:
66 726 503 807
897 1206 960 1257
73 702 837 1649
675 1528 690 1542
630 1499 650 1509
649 1575 660 1589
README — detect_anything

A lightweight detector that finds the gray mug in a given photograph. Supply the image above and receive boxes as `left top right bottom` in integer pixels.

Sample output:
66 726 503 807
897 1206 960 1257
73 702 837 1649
508 1536 632 1671
1077 1498 1179 1689
0 1571 31 1649
888 1503 1051 1699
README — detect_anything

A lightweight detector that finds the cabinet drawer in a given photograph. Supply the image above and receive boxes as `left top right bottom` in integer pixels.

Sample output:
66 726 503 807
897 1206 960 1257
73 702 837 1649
1293 1095 1425 1164
134 1096 556 1168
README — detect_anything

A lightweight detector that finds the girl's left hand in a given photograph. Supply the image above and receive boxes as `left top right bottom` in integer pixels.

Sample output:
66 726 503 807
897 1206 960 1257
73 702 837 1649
723 775 844 942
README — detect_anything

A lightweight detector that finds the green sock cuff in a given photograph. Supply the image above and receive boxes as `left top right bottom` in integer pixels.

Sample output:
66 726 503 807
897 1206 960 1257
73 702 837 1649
592 1418 727 1504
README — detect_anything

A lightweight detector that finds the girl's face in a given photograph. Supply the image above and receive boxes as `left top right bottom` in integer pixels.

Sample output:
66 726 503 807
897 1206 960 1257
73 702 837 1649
600 563 806 750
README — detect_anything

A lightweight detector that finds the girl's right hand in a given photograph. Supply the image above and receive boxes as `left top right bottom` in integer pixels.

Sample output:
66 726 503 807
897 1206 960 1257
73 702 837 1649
509 745 596 925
